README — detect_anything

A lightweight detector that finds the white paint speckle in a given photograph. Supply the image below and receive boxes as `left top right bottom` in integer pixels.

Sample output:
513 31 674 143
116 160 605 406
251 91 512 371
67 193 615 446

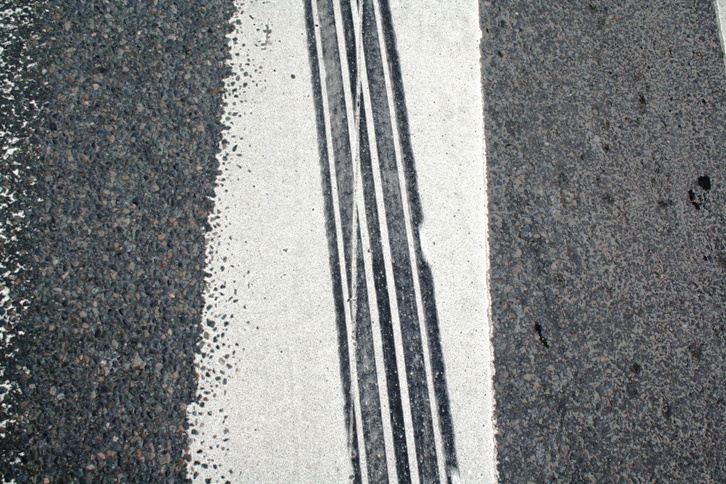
0 5 42 470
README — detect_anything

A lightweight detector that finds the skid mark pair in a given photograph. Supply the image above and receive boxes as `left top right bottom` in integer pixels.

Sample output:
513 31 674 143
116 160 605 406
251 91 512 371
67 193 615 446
305 0 458 482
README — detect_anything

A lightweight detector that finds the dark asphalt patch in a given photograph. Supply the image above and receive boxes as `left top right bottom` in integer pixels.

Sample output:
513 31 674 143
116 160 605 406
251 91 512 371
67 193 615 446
0 0 234 480
482 1 725 481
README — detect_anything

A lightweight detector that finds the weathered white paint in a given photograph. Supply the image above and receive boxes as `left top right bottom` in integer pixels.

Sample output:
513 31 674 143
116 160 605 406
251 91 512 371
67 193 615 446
390 1 497 482
189 1 496 482
717 0 726 65
186 2 351 482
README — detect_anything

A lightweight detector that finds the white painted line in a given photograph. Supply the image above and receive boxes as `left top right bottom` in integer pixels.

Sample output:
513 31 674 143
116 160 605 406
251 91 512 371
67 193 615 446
390 1 497 481
187 1 351 481
189 1 496 482
309 0 369 480
716 0 726 64
371 0 449 479
354 3 421 481
355 201 399 483
332 0 399 478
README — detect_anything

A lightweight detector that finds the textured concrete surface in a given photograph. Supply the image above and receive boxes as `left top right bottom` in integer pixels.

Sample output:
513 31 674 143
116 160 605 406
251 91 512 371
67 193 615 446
482 1 725 481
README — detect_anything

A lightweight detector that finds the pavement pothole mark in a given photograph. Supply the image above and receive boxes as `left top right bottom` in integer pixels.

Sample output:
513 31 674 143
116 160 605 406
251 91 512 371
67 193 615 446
688 174 712 210
533 322 549 349
698 175 712 191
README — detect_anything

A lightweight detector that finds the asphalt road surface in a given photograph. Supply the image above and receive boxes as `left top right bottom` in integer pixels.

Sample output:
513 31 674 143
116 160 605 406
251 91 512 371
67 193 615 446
0 0 724 482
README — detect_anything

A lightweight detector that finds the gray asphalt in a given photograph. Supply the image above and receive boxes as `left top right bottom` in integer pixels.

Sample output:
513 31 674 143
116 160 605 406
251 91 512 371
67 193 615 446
1 0 234 480
482 1 725 481
0 0 723 481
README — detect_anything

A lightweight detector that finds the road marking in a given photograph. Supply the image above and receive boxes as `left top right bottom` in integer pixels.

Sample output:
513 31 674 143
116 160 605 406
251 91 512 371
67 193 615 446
187 1 350 481
389 2 496 481
331 0 400 478
189 1 495 482
717 0 726 64
309 0 368 479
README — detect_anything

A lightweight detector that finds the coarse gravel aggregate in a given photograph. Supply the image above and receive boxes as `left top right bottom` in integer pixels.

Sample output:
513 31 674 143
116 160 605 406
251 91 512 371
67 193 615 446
482 1 725 481
1 0 45 460
0 0 235 480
